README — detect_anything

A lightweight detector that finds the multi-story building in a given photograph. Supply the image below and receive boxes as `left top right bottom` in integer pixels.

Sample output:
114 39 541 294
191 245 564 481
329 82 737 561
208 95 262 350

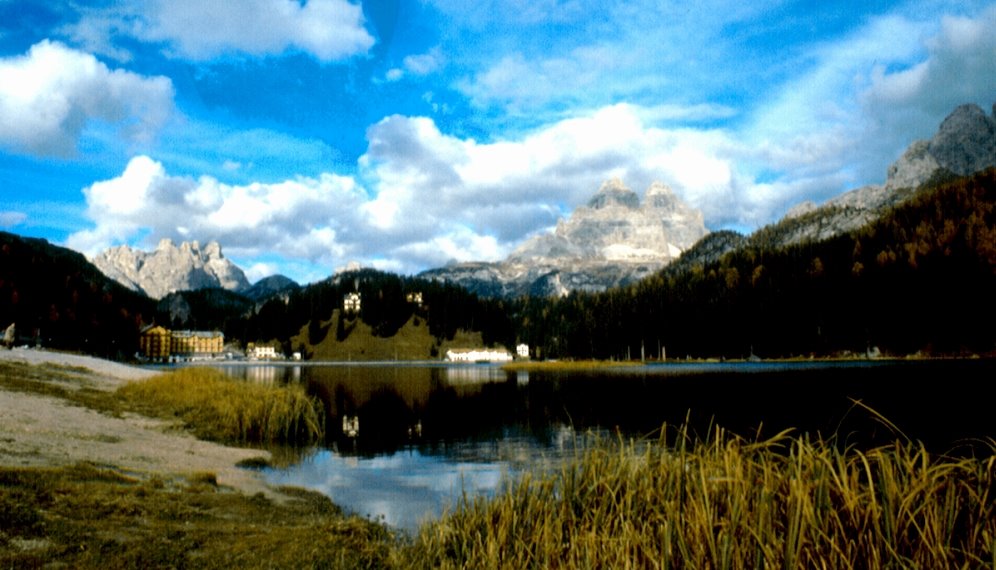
138 326 223 360
138 325 171 360
170 330 224 356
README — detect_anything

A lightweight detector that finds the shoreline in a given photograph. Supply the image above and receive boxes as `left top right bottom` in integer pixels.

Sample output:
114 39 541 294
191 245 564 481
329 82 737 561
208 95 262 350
0 347 278 498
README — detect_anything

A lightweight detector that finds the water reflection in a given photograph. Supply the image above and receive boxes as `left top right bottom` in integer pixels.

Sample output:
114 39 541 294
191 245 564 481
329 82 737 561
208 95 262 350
212 359 995 532
267 427 588 531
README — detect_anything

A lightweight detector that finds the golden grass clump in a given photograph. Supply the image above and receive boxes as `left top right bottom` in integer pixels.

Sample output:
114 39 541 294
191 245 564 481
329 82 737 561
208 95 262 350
397 426 996 569
117 367 324 445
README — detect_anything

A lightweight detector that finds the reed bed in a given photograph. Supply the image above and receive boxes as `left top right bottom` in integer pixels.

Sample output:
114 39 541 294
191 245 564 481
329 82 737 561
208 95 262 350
397 426 996 569
117 367 324 444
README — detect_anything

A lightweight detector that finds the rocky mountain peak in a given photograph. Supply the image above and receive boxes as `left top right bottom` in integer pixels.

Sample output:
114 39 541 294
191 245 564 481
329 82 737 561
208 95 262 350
775 100 995 249
587 178 641 209
928 103 995 177
423 179 708 297
92 239 250 299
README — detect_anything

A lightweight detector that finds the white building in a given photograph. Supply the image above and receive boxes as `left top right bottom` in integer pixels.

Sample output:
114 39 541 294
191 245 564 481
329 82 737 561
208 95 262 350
343 292 361 313
247 344 278 360
516 343 530 358
445 348 514 363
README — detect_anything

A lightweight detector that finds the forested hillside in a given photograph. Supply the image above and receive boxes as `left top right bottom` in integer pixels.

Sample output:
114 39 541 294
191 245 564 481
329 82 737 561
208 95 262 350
0 232 154 357
512 169 996 359
230 269 516 357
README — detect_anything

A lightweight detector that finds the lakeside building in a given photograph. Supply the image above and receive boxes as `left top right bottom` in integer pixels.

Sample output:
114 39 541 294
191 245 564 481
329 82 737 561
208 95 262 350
138 325 170 360
138 326 223 360
246 343 279 360
445 348 514 363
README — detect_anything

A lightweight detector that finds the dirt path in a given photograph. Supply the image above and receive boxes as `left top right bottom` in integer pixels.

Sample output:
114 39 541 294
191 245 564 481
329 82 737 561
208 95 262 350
0 348 276 497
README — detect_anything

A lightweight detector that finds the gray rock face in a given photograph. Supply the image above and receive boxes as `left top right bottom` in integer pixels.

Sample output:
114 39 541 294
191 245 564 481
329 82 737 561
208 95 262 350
774 101 995 249
92 238 251 299
421 179 708 297
928 103 996 177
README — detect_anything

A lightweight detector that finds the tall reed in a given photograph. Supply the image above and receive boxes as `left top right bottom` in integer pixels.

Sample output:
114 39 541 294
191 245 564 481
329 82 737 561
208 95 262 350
397 425 995 569
118 367 324 444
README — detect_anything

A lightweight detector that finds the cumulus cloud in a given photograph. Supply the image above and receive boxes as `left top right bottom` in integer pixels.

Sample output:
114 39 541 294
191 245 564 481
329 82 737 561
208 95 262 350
68 104 773 276
359 104 770 268
385 48 444 82
66 155 369 272
67 0 374 62
0 40 173 157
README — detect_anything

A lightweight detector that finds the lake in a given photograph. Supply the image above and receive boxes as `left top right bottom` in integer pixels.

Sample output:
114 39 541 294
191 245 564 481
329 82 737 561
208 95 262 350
214 359 995 532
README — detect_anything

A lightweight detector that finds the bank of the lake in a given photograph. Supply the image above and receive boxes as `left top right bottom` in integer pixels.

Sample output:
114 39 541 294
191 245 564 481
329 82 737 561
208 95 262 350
240 357 996 535
3 350 994 568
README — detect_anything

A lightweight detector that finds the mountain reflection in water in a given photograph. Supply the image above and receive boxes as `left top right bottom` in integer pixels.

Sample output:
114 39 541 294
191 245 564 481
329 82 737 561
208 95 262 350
214 359 995 532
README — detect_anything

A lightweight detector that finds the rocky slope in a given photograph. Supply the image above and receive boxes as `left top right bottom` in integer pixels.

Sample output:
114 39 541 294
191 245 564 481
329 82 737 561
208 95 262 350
773 102 995 249
92 239 251 300
421 179 708 297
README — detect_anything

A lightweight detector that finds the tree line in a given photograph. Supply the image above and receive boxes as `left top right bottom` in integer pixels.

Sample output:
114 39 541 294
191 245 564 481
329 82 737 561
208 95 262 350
511 169 995 359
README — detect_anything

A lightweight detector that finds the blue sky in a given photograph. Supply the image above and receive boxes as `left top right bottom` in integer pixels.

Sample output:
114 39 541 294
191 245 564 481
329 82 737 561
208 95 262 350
1 0 993 284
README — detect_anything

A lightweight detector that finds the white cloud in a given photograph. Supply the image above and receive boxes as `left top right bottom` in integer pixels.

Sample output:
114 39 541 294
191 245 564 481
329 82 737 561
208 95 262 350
743 4 996 202
66 156 368 271
402 48 444 76
0 40 173 157
0 211 27 228
67 0 374 62
68 104 772 276
384 48 444 82
244 262 280 283
358 104 771 265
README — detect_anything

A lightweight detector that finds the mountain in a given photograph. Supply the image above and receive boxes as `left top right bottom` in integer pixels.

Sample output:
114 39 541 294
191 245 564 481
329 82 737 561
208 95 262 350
0 231 154 357
92 238 251 300
514 167 996 360
157 288 254 331
770 102 995 250
420 179 708 297
242 274 300 302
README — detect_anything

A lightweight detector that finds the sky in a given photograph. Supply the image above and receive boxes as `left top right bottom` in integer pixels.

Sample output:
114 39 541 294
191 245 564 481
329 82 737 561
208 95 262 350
0 0 993 285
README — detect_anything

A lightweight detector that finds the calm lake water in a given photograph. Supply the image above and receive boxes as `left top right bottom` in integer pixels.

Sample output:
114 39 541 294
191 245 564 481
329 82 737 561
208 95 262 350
214 359 995 532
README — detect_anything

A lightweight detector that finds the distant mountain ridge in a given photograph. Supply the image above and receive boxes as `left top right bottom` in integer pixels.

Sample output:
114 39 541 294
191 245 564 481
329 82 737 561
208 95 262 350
92 238 251 300
425 102 995 297
771 102 996 251
420 179 708 296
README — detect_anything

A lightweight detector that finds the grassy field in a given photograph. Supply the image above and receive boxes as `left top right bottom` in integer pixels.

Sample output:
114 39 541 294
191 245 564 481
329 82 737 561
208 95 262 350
3 361 994 568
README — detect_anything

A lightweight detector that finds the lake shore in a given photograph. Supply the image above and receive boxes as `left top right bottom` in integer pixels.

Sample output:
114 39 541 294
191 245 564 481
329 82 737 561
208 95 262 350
0 347 276 498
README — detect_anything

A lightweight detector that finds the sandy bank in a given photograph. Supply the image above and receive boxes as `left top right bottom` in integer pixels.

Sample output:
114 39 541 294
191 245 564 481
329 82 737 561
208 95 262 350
0 348 276 497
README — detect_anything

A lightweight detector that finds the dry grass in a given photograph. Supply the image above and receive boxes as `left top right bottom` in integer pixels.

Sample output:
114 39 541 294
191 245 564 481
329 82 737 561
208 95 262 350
397 426 996 569
0 462 393 569
117 367 324 445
